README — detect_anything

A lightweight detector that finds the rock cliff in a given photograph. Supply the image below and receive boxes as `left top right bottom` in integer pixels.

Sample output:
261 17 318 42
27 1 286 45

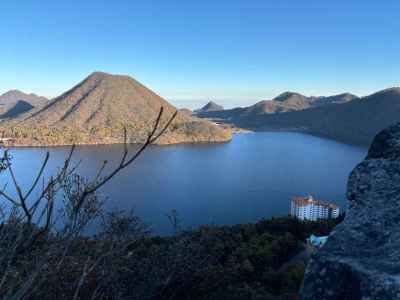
300 123 400 299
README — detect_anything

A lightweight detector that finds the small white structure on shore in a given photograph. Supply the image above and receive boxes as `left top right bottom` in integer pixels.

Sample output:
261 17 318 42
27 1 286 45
290 195 339 221
0 138 13 142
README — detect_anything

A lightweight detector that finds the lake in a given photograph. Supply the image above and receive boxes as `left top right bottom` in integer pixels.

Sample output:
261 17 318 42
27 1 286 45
0 132 367 235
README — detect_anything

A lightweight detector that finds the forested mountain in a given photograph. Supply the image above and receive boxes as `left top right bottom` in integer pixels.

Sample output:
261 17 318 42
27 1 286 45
197 92 358 119
0 72 231 146
197 88 400 146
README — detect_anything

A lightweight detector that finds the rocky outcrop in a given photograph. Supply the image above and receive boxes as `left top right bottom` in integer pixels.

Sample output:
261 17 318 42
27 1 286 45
300 123 400 299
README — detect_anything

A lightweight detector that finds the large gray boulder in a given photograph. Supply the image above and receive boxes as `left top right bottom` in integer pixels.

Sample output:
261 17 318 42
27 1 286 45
300 123 400 300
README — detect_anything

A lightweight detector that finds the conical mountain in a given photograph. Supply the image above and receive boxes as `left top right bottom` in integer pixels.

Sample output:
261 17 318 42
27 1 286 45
1 72 231 146
23 72 180 128
198 101 224 112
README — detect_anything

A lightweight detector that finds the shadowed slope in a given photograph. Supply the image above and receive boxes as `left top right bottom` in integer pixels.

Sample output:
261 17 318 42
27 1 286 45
0 90 48 116
0 100 34 119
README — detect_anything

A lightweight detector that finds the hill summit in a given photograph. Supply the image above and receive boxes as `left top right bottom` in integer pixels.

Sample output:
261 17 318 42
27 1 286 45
0 89 48 106
272 91 311 103
0 89 48 116
197 101 224 112
1 72 231 146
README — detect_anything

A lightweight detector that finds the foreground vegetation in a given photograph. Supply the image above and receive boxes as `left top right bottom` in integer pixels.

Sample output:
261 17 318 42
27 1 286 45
0 212 341 300
141 216 342 299
0 108 342 299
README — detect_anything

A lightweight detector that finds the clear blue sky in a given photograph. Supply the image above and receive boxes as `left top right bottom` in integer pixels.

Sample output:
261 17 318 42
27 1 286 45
1 0 399 109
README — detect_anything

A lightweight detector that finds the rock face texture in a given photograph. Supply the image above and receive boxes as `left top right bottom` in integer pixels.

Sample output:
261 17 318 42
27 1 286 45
300 123 400 299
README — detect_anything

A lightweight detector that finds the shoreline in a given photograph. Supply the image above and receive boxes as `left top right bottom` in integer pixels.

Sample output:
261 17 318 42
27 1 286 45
0 137 233 149
1 129 370 149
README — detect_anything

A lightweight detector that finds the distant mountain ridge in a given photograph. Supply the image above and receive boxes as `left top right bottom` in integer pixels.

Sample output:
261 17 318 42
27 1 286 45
197 91 358 119
0 72 231 146
244 91 358 115
0 89 48 106
197 88 400 146
0 90 48 117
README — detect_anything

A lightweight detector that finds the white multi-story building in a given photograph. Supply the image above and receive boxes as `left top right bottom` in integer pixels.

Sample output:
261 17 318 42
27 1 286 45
290 195 340 221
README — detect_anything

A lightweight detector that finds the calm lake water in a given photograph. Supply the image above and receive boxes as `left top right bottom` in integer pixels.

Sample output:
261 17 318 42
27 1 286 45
0 132 367 235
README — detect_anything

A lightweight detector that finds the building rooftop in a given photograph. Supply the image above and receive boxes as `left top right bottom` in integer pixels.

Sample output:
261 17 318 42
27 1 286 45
292 196 339 209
